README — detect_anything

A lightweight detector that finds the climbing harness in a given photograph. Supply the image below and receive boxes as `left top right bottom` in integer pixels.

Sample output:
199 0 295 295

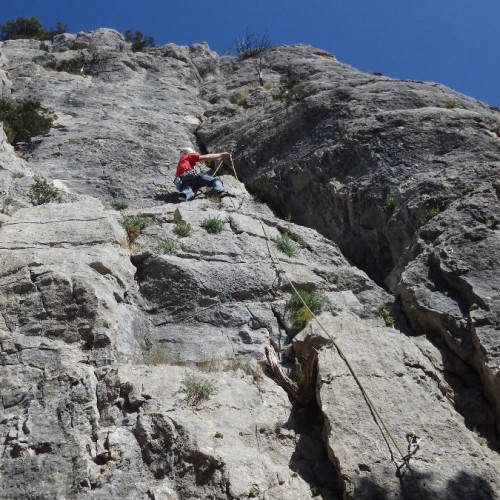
227 154 427 499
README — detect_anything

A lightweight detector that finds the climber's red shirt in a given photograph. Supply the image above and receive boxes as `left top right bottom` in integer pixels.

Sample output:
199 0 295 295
176 153 201 177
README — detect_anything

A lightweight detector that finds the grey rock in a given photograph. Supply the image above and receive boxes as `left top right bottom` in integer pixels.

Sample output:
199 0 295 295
0 30 499 500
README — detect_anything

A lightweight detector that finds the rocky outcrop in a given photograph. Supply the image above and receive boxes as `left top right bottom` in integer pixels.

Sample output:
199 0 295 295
1 29 499 499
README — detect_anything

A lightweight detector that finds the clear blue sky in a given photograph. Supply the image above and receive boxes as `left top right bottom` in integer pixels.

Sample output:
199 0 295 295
1 0 499 106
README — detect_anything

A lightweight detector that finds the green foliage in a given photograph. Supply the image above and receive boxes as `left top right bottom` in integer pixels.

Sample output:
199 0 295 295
486 217 498 229
379 304 395 327
121 214 152 243
273 76 305 105
289 290 326 334
110 197 129 210
201 216 225 234
124 29 155 52
291 307 313 334
248 485 260 498
54 52 89 75
229 93 248 107
28 176 63 205
0 98 54 144
310 484 320 497
420 206 441 225
274 231 298 257
156 238 177 253
181 373 216 405
385 193 395 213
290 290 326 315
174 220 192 238
0 17 66 41
443 99 457 109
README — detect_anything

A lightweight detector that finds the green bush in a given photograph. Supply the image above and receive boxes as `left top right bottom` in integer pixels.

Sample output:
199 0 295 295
420 206 441 225
274 231 298 257
174 220 192 238
0 98 54 144
156 238 177 253
0 17 66 41
124 29 155 52
54 52 89 75
273 77 305 105
289 290 326 334
379 304 395 327
201 216 224 234
181 373 216 405
385 193 395 213
486 217 498 229
290 290 326 315
28 176 63 205
121 214 153 243
110 197 129 210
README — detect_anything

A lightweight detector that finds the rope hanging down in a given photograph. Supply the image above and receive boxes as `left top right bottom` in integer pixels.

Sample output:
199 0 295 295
225 154 426 499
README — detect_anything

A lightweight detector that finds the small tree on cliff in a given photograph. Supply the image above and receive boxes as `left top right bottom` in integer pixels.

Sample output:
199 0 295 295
0 17 67 41
124 29 155 52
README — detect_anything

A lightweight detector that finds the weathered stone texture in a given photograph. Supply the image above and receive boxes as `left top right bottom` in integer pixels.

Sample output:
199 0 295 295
0 29 499 500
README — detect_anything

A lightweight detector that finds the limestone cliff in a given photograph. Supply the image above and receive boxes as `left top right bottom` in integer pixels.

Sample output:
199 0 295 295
0 28 499 499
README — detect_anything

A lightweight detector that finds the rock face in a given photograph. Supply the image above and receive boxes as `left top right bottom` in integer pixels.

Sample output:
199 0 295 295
1 29 499 499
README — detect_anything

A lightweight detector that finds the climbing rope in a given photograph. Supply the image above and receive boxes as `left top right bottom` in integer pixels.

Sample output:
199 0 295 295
227 154 427 499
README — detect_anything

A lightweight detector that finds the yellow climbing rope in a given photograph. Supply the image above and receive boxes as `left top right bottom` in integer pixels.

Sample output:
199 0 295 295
227 154 426 499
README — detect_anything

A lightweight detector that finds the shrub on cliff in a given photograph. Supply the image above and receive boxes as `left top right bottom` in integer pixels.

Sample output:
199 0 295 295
289 290 326 333
0 17 66 41
28 175 63 205
0 98 54 144
124 29 155 52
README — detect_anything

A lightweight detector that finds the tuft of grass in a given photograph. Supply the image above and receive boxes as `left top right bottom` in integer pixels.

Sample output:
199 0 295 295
486 217 498 229
201 216 225 234
156 238 177 253
110 197 129 210
379 304 395 327
310 484 320 497
28 175 63 205
121 214 153 243
274 231 298 257
174 220 192 238
443 99 457 109
148 348 167 365
147 348 186 366
420 206 441 225
274 420 283 436
181 373 216 405
290 307 313 334
289 290 326 334
385 193 395 214
290 290 326 314
248 485 260 498
229 90 249 107
273 77 305 105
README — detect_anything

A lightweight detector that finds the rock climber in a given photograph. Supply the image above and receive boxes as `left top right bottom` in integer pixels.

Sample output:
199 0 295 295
174 147 230 200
